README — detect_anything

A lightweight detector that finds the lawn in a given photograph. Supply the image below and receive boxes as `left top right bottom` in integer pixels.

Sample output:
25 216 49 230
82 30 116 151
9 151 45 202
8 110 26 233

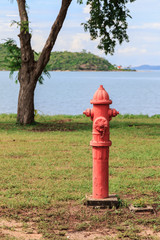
0 114 160 240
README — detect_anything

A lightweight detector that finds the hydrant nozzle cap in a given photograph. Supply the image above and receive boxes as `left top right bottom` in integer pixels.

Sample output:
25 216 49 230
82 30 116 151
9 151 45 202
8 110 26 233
83 108 91 117
99 85 104 90
90 85 112 105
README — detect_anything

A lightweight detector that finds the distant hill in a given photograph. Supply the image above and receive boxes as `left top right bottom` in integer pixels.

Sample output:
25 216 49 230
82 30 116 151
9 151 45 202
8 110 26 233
0 44 116 71
132 65 160 70
48 51 116 71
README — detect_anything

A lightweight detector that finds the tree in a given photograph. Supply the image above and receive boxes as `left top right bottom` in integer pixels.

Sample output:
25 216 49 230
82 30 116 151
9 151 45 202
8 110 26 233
6 0 135 125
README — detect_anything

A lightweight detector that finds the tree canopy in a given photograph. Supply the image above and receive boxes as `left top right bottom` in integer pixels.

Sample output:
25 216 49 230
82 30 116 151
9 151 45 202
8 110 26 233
81 0 136 54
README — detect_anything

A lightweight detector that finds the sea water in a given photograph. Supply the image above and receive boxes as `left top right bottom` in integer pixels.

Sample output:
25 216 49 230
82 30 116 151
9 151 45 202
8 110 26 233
0 71 160 116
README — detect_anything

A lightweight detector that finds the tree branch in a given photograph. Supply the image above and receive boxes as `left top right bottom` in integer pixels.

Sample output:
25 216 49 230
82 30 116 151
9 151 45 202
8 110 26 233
35 0 72 78
17 0 28 22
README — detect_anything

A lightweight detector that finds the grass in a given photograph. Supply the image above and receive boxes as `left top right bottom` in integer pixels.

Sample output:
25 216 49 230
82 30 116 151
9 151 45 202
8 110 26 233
0 113 160 239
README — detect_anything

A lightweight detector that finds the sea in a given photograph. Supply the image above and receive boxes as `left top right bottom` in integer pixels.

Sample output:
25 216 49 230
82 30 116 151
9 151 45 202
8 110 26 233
0 71 160 116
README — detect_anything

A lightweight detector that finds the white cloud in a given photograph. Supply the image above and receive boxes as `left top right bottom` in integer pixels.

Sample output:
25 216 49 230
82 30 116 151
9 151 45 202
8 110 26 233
130 22 160 30
70 33 90 51
117 47 147 55
53 32 92 53
141 35 160 43
53 35 68 51
6 14 18 17
0 20 19 42
31 22 52 29
63 20 81 28
31 32 46 52
83 5 90 14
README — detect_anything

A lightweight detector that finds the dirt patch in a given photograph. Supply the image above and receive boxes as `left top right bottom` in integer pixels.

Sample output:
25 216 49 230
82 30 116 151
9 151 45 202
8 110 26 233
139 226 160 238
0 203 159 240
0 219 43 240
66 227 160 240
66 229 117 240
66 229 118 240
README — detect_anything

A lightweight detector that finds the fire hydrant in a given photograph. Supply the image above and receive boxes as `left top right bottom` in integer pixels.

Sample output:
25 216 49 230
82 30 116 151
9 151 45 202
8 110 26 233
83 85 119 200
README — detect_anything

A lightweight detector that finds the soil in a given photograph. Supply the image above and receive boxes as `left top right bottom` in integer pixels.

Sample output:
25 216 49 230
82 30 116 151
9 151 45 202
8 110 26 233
0 219 42 240
1 218 160 240
0 204 160 240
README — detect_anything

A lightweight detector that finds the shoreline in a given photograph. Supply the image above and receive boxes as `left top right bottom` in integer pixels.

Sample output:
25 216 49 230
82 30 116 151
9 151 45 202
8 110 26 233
0 113 159 118
0 69 136 72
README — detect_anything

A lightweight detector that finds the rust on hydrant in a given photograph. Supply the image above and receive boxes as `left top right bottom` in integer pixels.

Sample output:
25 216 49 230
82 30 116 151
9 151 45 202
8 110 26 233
83 85 119 207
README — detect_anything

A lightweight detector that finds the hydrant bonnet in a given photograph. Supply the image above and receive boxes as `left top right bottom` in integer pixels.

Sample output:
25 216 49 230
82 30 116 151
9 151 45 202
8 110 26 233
90 85 112 105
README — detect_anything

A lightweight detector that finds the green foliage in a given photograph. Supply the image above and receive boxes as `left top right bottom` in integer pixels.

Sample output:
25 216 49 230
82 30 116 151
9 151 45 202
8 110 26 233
3 39 21 83
0 41 50 84
3 38 21 72
11 20 30 33
83 0 136 55
48 50 115 71
0 43 10 70
77 0 83 4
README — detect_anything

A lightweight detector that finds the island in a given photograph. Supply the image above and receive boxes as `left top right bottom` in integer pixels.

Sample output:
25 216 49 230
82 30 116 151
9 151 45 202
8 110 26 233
0 43 133 72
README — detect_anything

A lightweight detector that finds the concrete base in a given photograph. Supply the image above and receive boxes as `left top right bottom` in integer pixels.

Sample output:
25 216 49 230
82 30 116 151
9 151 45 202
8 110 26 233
129 205 154 213
84 194 119 208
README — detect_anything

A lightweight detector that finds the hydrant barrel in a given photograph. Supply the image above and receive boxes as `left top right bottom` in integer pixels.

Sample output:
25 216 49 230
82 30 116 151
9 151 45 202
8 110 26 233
83 85 119 199
92 146 109 198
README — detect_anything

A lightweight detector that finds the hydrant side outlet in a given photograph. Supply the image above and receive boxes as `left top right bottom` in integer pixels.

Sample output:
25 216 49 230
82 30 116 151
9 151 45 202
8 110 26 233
83 85 119 200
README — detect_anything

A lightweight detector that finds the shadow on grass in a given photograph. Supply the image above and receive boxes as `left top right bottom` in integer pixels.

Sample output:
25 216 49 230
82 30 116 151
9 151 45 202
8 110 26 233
111 120 160 137
29 120 92 132
111 121 160 128
0 114 159 134
0 119 92 132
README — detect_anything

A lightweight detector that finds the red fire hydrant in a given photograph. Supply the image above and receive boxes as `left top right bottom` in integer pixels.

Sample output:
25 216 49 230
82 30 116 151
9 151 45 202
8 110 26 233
83 85 119 200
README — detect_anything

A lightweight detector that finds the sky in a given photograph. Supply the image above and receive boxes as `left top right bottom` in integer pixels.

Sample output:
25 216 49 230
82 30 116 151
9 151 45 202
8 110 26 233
0 0 160 67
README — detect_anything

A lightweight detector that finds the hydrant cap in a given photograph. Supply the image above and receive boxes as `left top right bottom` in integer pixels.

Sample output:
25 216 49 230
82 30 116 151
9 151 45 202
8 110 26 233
90 85 112 105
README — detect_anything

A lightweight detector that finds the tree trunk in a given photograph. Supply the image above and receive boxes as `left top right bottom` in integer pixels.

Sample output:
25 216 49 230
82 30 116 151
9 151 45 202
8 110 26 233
16 0 72 124
17 72 37 125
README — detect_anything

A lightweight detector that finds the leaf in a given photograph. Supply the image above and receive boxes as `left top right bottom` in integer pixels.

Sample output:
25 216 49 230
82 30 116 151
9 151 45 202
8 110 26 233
82 0 135 55
3 38 21 82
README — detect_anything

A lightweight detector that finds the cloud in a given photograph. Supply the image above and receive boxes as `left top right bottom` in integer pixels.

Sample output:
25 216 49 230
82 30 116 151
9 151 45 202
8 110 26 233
6 14 18 17
117 47 147 55
0 20 19 42
63 20 81 28
130 22 160 30
31 22 52 29
53 32 92 53
30 20 81 33
141 35 160 43
70 33 90 51
83 5 90 14
31 31 47 52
